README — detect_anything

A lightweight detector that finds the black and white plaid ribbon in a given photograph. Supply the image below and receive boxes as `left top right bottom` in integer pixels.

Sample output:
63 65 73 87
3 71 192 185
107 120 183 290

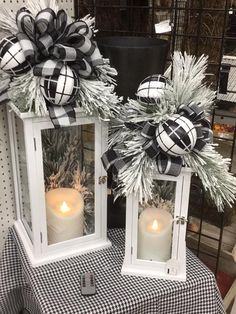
0 76 10 104
47 104 76 128
14 7 104 127
101 149 133 175
16 7 103 78
33 60 64 77
102 102 213 179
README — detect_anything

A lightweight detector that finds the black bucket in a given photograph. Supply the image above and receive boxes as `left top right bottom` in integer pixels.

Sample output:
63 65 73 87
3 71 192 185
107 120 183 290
97 36 170 100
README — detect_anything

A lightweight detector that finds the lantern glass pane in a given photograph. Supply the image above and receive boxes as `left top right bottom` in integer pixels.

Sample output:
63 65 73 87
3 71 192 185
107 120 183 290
41 124 95 245
137 180 176 263
15 115 32 239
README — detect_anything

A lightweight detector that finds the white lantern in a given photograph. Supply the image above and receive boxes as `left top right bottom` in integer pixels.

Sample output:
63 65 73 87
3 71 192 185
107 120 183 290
7 103 110 266
122 168 191 281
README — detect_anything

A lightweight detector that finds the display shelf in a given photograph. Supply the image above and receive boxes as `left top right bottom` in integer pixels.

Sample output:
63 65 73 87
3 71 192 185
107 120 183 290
212 101 236 173
213 136 234 142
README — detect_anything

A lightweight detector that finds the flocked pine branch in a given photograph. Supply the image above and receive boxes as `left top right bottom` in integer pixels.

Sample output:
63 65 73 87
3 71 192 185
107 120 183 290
8 70 35 112
8 70 48 115
81 14 95 29
0 9 18 35
164 52 216 114
108 52 236 211
108 126 130 148
118 151 155 202
116 131 156 201
95 59 118 85
113 52 215 126
184 145 236 211
119 98 176 125
77 78 121 120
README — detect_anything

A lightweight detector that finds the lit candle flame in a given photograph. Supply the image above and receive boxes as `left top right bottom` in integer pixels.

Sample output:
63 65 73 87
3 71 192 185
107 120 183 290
60 201 71 213
152 219 158 231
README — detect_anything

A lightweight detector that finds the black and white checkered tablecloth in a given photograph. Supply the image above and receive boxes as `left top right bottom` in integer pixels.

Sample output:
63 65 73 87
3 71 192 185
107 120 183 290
0 227 225 314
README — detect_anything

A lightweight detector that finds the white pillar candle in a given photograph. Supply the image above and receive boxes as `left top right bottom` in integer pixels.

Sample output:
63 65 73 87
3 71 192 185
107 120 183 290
46 188 84 245
138 207 173 262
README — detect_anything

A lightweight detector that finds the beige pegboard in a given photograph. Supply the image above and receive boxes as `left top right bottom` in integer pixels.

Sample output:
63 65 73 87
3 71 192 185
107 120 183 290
1 0 75 16
0 0 75 255
0 106 16 255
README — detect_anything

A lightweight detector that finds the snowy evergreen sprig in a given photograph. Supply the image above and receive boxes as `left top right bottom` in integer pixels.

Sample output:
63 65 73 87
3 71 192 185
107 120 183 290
0 0 120 121
164 52 216 115
77 78 121 120
108 52 236 211
184 145 236 211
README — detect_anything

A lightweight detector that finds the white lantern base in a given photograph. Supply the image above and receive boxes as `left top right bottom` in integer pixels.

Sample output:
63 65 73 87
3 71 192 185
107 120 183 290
14 220 111 267
121 249 186 282
122 168 192 282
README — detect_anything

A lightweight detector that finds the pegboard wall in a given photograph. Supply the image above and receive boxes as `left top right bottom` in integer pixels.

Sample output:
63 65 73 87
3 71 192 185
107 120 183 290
0 0 75 255
0 106 15 255
2 0 75 16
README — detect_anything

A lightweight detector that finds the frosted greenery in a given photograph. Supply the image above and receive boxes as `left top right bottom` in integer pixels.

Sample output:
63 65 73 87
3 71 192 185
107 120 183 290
110 52 236 211
0 0 120 121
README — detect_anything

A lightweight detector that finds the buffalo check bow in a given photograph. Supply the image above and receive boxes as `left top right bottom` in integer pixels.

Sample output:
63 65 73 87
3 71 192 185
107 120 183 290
102 102 213 178
15 7 104 127
16 8 103 77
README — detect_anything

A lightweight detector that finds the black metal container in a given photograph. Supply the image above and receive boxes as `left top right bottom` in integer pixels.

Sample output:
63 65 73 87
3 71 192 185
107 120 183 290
97 36 170 100
98 36 170 228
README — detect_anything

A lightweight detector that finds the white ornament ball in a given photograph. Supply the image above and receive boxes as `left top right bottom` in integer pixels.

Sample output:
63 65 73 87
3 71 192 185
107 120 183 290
40 65 80 106
156 114 197 156
0 36 31 76
136 74 170 104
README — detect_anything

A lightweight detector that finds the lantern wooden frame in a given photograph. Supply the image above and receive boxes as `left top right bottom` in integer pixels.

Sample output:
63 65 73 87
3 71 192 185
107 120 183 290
7 103 111 266
122 168 192 281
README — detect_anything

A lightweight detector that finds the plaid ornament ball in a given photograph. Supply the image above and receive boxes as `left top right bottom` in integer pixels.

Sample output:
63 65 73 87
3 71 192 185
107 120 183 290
0 36 31 76
136 74 170 104
40 64 80 106
156 114 197 156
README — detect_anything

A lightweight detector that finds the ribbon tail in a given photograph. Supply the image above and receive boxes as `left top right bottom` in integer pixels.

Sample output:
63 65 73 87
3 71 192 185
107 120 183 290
101 149 133 175
156 153 183 176
47 103 76 128
141 121 157 139
143 139 161 159
141 121 160 158
193 119 213 152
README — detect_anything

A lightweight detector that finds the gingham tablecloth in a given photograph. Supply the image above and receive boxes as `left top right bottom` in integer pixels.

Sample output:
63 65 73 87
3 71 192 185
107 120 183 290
0 227 225 314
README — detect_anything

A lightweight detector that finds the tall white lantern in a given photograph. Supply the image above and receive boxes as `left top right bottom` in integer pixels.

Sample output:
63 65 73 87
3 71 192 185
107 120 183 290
122 168 192 281
7 103 110 266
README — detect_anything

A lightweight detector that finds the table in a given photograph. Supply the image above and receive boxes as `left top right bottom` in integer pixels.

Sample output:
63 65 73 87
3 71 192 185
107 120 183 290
0 227 225 314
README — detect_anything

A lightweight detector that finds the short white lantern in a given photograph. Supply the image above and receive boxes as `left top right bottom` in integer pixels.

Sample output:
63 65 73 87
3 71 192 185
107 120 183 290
7 103 110 266
122 168 192 281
